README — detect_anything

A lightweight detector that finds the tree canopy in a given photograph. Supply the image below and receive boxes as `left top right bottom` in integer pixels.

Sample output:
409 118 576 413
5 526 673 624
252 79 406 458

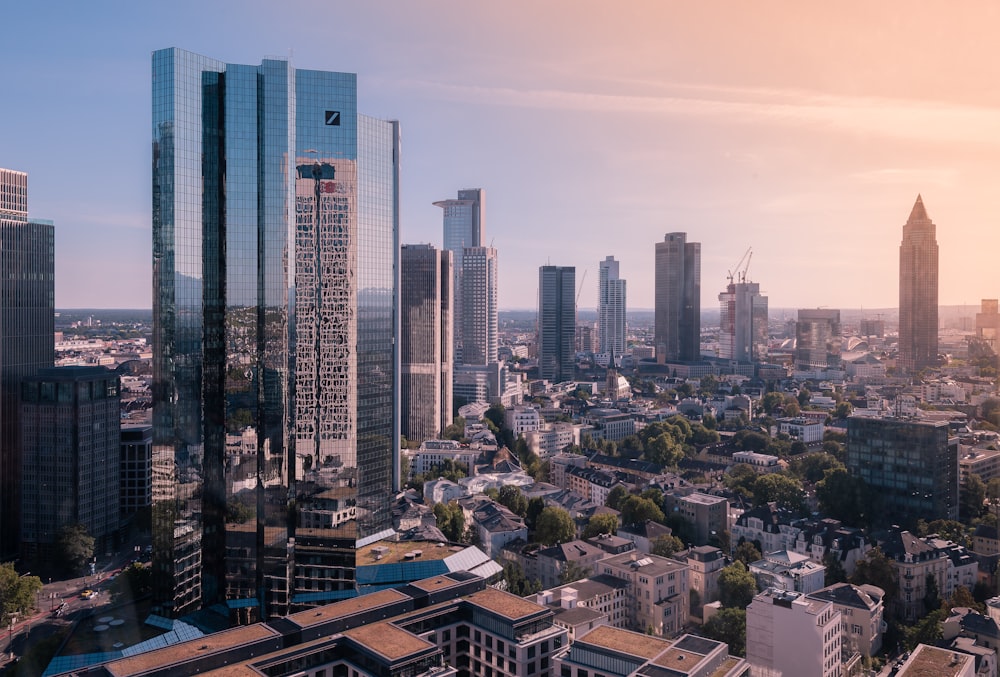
701 607 746 656
57 523 95 576
620 496 665 527
535 507 577 545
718 562 758 609
581 513 619 539
0 564 42 625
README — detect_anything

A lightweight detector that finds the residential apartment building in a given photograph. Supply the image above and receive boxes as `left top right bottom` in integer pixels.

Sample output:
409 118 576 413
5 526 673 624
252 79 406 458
526 423 581 458
673 492 729 546
807 582 886 658
535 575 630 641
580 408 635 442
566 465 619 506
777 417 824 444
535 540 607 590
598 551 689 636
746 588 842 677
749 550 826 595
506 405 542 438
672 545 727 612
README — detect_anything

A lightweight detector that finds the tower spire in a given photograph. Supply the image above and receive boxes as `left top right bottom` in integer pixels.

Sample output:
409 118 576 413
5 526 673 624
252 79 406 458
907 194 928 223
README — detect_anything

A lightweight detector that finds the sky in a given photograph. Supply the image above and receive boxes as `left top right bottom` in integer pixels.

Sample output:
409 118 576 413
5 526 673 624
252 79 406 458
2 1 1000 311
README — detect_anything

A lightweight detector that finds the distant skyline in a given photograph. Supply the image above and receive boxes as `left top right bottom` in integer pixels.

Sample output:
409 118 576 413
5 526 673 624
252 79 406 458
3 2 1000 310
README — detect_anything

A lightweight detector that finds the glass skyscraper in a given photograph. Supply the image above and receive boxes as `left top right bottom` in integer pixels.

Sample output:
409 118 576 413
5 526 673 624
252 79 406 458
152 49 399 619
538 266 576 383
654 232 700 363
0 168 54 559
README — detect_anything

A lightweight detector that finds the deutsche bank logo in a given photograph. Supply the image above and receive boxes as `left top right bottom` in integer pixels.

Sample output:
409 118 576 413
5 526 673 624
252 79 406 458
325 110 341 126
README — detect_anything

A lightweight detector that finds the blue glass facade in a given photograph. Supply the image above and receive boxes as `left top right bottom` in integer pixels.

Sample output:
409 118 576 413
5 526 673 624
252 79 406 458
152 49 398 619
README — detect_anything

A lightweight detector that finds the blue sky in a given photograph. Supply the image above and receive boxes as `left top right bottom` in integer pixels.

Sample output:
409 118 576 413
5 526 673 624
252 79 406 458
3 1 1000 310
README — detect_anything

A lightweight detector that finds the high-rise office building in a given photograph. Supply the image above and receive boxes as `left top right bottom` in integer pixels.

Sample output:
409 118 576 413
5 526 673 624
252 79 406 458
538 266 576 383
434 189 485 365
20 366 121 563
598 255 627 357
654 233 700 363
152 49 399 618
0 167 54 558
460 246 498 365
898 195 939 374
795 309 842 371
846 415 958 523
400 244 453 443
718 281 768 362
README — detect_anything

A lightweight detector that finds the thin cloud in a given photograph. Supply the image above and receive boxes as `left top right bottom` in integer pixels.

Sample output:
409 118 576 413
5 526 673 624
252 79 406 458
395 78 1000 147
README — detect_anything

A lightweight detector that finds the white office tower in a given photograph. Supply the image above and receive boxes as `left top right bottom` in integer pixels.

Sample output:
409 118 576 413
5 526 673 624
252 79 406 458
598 256 627 358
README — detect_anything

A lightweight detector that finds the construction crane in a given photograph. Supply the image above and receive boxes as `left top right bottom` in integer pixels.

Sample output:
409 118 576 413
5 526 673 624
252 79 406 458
727 247 752 286
576 268 588 305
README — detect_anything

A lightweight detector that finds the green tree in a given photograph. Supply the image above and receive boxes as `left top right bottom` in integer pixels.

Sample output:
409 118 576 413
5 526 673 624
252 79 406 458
823 552 848 586
497 486 528 518
645 433 684 467
651 534 684 557
503 562 541 597
961 473 987 522
734 541 762 566
442 416 466 441
484 403 506 434
559 560 592 585
904 608 947 650
789 453 845 484
816 468 872 526
57 523 95 575
525 497 546 531
723 464 758 501
605 485 631 511
833 401 854 419
620 496 665 526
0 564 42 625
109 562 152 604
433 501 466 543
761 392 785 415
923 573 941 613
582 513 619 539
752 473 806 512
850 547 899 605
701 607 746 656
718 562 758 609
535 507 577 545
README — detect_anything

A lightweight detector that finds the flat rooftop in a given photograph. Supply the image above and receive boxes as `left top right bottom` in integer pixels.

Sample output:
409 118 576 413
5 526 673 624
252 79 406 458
466 587 545 621
897 644 973 677
357 539 454 565
105 623 279 677
287 588 410 629
577 625 671 660
408 575 467 594
342 622 434 661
